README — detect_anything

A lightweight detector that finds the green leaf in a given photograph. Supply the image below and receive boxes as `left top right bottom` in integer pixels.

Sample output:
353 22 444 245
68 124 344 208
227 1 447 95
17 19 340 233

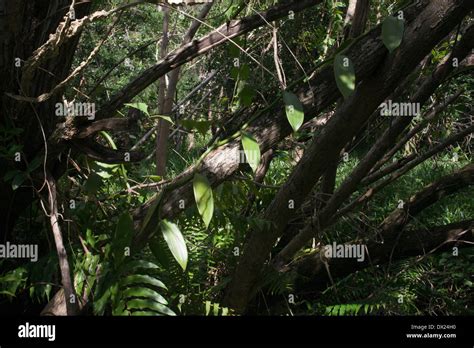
84 173 102 195
11 173 26 191
125 102 150 116
126 299 176 316
141 194 160 233
144 175 162 182
121 275 167 290
151 115 174 124
3 170 20 182
382 16 404 52
149 237 172 269
111 213 134 266
160 220 188 271
213 302 220 316
241 132 261 173
228 37 243 57
193 173 214 228
100 131 117 150
120 260 160 274
121 287 168 305
334 55 356 99
130 310 165 316
205 301 211 316
230 66 240 80
179 119 212 136
240 64 250 81
96 170 112 179
27 156 42 173
283 91 304 132
238 82 255 107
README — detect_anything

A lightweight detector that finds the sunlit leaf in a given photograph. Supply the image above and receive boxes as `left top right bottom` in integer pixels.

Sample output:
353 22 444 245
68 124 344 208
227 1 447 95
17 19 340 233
241 132 261 173
334 55 356 99
193 173 214 228
125 102 149 116
160 220 188 271
382 16 404 52
151 115 174 124
283 91 305 132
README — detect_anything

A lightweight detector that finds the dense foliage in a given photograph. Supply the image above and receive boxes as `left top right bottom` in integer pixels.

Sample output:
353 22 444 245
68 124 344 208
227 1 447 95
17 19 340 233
0 0 472 316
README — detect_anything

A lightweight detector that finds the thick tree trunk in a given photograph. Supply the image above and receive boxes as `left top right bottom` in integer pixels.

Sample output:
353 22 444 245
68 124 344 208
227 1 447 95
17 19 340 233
0 0 91 241
273 25 474 266
223 0 472 312
133 0 432 238
344 0 370 39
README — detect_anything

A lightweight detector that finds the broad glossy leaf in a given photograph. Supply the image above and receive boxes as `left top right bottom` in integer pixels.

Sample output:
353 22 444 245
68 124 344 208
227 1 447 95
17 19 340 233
241 132 261 173
283 91 304 132
125 102 149 116
160 220 188 271
193 173 214 228
382 16 404 52
334 55 356 99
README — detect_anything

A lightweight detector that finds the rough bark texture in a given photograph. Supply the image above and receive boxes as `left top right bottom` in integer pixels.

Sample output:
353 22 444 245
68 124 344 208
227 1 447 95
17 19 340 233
133 0 432 235
273 25 474 265
0 0 92 241
293 219 474 293
223 0 472 312
94 0 325 121
344 0 370 39
291 164 474 292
